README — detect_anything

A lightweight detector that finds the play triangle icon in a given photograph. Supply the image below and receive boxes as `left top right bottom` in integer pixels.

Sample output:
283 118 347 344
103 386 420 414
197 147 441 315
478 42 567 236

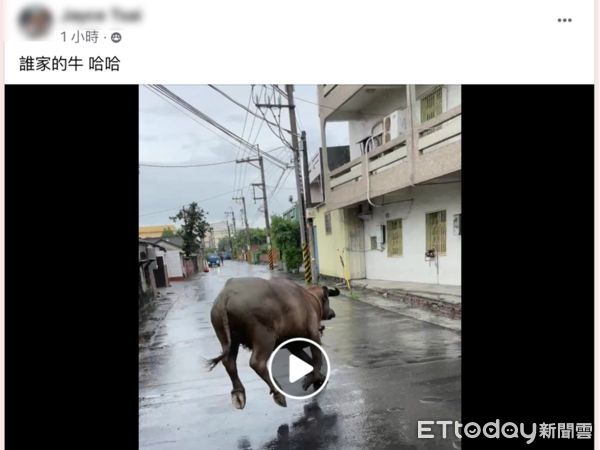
288 354 313 384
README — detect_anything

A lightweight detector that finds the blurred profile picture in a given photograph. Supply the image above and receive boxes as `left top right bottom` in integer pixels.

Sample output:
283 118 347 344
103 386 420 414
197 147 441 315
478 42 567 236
19 4 52 39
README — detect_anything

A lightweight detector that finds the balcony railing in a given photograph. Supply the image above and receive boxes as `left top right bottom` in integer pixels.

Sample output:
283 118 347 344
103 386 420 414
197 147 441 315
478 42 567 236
329 131 410 189
330 157 362 189
416 105 461 153
327 105 461 199
366 133 408 175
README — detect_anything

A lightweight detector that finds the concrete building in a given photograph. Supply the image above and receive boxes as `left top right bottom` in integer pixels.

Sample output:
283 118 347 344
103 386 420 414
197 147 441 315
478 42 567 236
139 224 177 239
145 236 187 281
281 203 300 222
139 239 169 306
204 220 230 250
309 85 461 286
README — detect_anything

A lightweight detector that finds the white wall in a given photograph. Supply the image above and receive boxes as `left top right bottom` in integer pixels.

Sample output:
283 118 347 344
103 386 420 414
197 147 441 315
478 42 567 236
310 179 323 204
157 250 184 278
347 89 408 160
447 85 461 109
343 86 461 161
362 182 461 285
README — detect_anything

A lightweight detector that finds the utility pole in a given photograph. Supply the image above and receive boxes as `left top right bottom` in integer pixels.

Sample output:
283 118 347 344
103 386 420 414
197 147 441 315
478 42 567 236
230 209 237 234
233 195 251 263
253 85 312 281
301 130 318 283
237 147 274 270
285 84 312 284
300 131 312 207
225 209 237 257
226 220 233 255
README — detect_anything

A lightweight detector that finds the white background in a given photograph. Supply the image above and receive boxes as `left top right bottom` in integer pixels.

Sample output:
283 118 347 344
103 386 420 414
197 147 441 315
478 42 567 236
0 1 598 449
2 0 596 84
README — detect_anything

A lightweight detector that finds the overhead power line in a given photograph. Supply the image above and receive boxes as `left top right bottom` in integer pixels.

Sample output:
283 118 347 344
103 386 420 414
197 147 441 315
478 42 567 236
236 86 262 196
233 89 253 197
144 85 249 154
139 159 237 168
292 89 386 117
147 84 289 170
139 189 240 218
270 168 293 199
208 85 297 136
252 85 294 151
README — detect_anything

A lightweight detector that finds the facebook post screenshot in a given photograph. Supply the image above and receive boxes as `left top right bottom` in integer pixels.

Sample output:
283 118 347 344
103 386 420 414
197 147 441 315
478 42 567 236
2 1 597 449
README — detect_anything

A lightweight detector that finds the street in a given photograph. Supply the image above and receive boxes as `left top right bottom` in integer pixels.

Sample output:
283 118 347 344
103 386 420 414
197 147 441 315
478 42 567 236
139 262 461 449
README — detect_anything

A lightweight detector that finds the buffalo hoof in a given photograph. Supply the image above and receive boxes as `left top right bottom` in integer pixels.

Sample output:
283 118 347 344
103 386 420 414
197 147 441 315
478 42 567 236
312 377 325 391
231 390 246 409
272 391 287 407
302 373 325 391
302 374 315 391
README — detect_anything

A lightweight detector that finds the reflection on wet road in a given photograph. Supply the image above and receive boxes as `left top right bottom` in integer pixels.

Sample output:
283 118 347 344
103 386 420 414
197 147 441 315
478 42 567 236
139 262 461 449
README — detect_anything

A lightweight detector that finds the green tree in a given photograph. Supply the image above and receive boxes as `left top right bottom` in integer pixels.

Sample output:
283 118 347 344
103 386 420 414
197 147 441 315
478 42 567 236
249 228 267 245
271 215 301 272
217 237 230 252
161 227 176 237
232 233 243 252
232 228 267 251
169 202 212 257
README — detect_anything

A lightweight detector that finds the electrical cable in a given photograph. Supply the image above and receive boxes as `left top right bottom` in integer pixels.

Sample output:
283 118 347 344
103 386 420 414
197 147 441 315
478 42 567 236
139 159 237 168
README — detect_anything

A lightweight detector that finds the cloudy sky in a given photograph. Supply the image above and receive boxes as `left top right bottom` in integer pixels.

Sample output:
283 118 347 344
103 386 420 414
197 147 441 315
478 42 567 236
139 85 346 229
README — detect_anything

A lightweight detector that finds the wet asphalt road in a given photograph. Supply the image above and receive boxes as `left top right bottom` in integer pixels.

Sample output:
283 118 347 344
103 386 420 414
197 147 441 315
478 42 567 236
139 262 461 450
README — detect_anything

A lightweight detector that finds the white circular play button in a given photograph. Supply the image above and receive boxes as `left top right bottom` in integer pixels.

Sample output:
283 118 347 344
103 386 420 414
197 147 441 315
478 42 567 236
288 353 314 383
267 337 331 400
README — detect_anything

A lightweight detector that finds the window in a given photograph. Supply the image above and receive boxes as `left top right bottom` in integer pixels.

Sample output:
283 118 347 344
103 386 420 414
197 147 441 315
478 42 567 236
420 87 443 123
370 236 377 250
386 219 403 257
426 210 447 255
325 212 332 234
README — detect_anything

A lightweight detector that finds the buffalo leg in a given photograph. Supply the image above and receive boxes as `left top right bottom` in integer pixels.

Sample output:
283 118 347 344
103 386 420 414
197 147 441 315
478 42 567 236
286 343 314 366
222 341 245 409
302 331 326 391
249 328 286 407
210 310 245 409
288 343 324 392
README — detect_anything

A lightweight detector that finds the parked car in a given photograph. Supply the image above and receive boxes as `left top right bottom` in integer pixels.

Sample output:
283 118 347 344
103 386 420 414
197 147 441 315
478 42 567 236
207 254 221 267
224 251 232 260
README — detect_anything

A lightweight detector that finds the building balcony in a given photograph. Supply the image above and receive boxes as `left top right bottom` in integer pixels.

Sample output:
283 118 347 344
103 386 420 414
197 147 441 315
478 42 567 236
308 151 321 183
318 85 410 122
325 104 461 209
317 85 363 121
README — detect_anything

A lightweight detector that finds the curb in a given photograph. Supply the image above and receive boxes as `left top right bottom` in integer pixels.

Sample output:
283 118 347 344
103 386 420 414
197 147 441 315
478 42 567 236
316 274 461 320
139 292 177 349
362 287 461 320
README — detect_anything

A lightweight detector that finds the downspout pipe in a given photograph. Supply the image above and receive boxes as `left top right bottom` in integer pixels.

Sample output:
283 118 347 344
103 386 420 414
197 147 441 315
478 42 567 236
406 84 416 187
365 137 383 208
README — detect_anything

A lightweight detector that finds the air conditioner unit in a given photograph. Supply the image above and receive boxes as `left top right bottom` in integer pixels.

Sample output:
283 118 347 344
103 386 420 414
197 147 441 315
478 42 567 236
383 109 408 144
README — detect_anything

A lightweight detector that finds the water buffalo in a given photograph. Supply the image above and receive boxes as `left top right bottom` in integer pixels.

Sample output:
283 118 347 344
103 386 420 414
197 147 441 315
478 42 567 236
206 277 339 409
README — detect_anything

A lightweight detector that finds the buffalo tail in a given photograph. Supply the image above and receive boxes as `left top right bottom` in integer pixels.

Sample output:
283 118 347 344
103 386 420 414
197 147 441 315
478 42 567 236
204 292 232 371
204 353 226 371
